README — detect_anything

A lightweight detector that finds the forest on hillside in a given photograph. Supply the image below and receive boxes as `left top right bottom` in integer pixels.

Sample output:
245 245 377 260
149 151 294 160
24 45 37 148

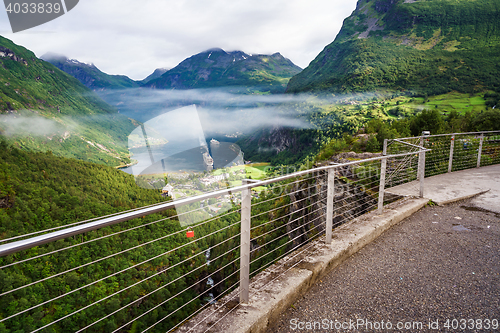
0 140 317 331
315 106 500 161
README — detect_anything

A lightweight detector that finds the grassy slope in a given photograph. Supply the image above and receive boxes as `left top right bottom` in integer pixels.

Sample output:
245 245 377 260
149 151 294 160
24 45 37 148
0 36 138 166
0 140 168 237
0 36 114 114
287 0 500 95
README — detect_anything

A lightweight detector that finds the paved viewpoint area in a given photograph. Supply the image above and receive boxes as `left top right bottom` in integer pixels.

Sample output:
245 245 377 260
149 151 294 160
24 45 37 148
269 165 500 333
388 164 500 213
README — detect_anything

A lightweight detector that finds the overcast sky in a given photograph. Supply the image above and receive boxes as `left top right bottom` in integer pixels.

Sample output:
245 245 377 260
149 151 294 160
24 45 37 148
0 0 357 80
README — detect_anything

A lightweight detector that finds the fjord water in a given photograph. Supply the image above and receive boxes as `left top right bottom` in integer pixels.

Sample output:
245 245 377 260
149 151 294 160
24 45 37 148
120 141 242 175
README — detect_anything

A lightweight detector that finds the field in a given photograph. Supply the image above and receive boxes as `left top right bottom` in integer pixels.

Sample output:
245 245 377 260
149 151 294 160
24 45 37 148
244 163 272 180
333 91 489 122
212 163 271 180
425 92 486 114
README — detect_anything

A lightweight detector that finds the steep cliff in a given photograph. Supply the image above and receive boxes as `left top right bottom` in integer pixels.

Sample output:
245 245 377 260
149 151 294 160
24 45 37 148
287 0 500 95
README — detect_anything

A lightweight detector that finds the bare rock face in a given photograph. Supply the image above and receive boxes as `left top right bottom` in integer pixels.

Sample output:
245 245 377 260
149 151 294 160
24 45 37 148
315 151 384 168
263 127 299 154
0 195 14 208
0 46 28 65
282 165 378 250
333 151 383 162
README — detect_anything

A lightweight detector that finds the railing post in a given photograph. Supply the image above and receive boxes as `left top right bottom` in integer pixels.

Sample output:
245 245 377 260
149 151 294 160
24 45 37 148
477 133 484 168
240 180 251 304
419 149 426 198
325 168 335 244
448 134 455 173
378 139 388 213
417 136 424 180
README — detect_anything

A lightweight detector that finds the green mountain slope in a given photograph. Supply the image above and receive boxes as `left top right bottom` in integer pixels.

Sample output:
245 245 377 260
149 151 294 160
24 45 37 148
0 140 168 234
42 52 141 90
0 140 204 332
0 139 291 332
0 36 137 167
145 48 302 93
287 0 500 95
0 37 116 114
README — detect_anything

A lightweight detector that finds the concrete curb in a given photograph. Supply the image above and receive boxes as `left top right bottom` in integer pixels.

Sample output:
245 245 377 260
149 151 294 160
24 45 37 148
432 189 490 206
175 197 429 333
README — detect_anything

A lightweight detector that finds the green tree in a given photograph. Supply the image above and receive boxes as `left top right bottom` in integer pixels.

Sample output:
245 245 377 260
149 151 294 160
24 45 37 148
390 118 411 138
365 135 380 152
471 109 500 131
409 109 445 136
365 118 397 150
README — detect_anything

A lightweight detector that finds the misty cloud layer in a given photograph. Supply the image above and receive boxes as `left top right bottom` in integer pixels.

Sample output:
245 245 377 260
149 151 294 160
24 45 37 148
0 114 65 137
97 87 321 137
97 87 381 138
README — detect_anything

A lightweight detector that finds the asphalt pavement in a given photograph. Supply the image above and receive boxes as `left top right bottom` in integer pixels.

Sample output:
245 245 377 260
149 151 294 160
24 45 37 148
268 197 500 332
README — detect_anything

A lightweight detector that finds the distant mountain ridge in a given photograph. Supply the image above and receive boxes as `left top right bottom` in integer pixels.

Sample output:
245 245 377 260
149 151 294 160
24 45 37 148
287 0 500 95
140 67 169 84
144 48 302 93
42 53 141 90
43 49 302 94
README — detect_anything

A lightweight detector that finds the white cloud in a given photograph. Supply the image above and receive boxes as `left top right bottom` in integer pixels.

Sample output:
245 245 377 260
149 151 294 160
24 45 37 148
0 114 64 136
0 0 357 80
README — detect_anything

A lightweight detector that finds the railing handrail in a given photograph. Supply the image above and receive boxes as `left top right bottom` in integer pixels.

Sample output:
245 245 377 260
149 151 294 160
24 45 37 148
396 130 500 141
391 138 426 150
0 149 430 257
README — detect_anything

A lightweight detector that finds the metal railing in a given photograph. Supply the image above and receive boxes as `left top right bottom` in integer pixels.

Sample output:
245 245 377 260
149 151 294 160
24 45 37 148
0 130 497 332
387 131 500 191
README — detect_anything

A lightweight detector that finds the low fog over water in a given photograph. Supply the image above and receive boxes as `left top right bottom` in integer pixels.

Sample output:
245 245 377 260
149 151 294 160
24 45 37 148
96 87 316 139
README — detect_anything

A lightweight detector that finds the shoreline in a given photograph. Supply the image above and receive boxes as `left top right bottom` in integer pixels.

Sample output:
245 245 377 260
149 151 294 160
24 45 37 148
115 160 138 169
